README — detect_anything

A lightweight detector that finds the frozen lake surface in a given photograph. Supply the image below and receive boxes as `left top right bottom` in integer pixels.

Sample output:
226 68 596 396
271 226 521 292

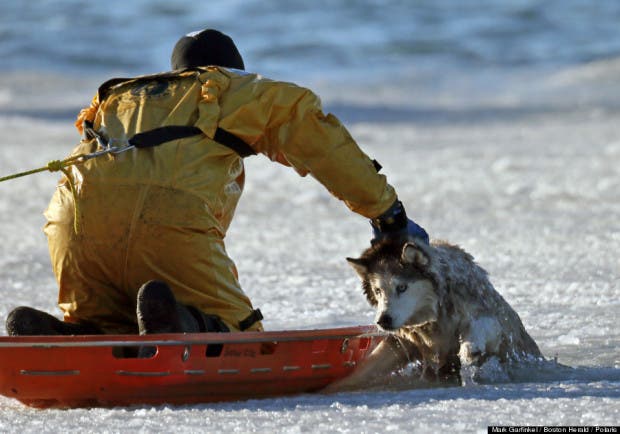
0 60 618 432
0 0 619 429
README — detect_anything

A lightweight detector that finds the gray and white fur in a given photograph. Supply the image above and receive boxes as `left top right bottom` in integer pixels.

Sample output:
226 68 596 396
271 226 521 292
327 237 542 391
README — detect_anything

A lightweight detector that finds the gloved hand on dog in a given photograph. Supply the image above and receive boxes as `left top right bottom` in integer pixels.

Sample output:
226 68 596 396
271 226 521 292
370 200 429 245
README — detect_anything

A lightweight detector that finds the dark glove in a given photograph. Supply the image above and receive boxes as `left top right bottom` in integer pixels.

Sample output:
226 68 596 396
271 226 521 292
370 200 429 245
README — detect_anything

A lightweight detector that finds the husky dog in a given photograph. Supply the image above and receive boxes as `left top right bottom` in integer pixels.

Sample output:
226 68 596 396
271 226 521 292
329 237 542 391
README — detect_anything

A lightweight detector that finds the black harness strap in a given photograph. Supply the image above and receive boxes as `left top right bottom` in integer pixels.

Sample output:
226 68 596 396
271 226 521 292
372 159 382 172
239 309 263 331
84 121 255 158
213 127 256 157
129 125 256 157
129 126 203 148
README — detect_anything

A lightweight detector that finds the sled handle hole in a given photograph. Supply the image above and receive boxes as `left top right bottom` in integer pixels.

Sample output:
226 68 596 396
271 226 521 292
205 344 224 358
111 345 157 359
260 342 278 355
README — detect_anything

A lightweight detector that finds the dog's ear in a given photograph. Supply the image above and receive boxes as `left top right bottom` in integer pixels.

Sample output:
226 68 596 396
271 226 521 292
401 242 430 268
346 257 368 278
347 257 377 306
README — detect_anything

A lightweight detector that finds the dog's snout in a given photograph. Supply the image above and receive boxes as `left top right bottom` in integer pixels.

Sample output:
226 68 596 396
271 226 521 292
377 313 393 330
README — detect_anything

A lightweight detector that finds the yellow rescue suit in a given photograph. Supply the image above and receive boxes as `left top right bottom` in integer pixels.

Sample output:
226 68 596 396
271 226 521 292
44 67 397 333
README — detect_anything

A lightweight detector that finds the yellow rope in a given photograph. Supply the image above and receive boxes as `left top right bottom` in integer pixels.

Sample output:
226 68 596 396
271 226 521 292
0 154 87 234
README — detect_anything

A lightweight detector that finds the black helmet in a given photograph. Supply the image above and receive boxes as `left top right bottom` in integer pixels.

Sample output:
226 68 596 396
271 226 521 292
170 29 245 70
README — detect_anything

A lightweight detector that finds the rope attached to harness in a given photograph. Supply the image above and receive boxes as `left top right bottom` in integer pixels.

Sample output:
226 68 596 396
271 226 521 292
1 119 255 236
0 154 87 234
0 154 83 183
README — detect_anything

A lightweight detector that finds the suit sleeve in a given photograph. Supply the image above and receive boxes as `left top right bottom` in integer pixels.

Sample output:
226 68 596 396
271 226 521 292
218 78 397 219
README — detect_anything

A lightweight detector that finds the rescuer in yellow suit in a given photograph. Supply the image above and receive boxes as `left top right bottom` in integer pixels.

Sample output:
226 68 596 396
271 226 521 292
6 29 429 337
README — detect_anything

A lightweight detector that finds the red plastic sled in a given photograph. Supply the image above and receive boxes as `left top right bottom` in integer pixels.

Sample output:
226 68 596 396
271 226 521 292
0 325 383 408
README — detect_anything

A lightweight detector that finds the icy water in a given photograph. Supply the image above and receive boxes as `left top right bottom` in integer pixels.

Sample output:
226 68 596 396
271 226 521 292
0 0 619 432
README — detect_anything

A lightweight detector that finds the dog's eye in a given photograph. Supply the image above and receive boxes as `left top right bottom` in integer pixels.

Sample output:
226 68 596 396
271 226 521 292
396 283 408 294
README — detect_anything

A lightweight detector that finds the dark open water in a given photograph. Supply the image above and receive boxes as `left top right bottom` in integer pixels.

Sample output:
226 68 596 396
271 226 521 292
1 0 619 81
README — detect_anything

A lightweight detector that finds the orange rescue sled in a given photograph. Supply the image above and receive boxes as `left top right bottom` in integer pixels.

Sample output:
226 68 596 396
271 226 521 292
0 325 383 408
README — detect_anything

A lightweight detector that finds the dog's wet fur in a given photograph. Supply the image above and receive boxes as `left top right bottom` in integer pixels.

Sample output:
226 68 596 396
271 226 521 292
328 237 543 391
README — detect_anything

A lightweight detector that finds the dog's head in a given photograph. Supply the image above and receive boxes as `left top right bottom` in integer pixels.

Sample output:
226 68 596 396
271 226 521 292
347 238 439 331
